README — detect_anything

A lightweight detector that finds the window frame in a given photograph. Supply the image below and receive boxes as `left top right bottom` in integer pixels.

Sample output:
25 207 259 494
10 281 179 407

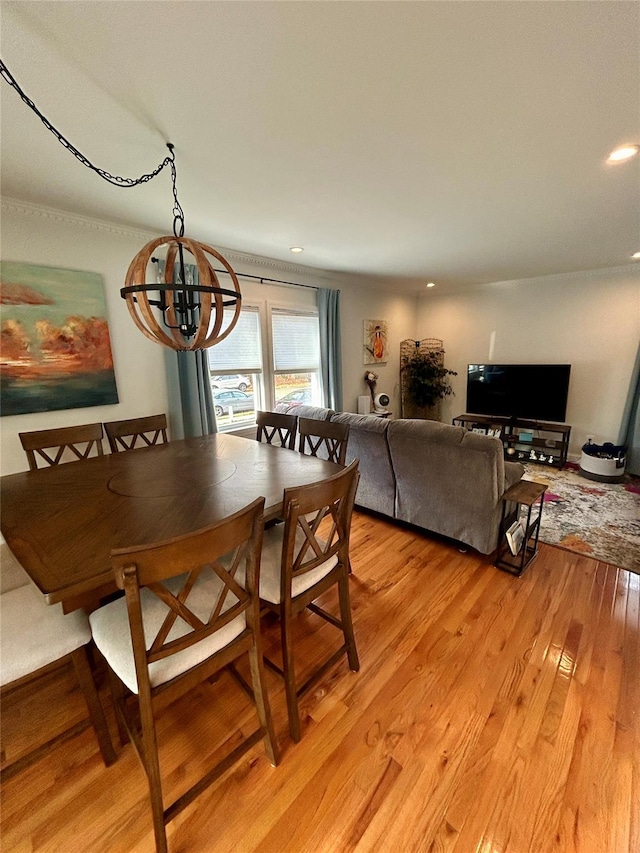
208 298 321 433
207 303 265 432
266 303 321 411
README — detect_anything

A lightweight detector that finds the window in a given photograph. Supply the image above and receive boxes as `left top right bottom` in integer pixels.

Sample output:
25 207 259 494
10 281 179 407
206 303 322 432
270 308 321 407
207 307 263 431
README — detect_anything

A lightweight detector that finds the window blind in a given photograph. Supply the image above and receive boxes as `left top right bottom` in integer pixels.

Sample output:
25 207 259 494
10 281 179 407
272 310 320 371
207 307 262 372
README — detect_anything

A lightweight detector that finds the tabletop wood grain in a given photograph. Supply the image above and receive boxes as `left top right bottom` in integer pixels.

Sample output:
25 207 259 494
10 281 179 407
1 433 341 606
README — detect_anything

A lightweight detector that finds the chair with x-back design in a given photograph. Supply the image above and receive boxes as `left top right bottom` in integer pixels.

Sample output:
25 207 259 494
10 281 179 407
104 414 168 453
89 497 279 853
0 566 117 778
241 459 360 742
256 411 297 450
298 417 350 465
19 423 105 471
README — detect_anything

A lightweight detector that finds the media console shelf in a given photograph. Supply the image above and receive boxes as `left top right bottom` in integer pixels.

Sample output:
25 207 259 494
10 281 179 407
453 414 571 469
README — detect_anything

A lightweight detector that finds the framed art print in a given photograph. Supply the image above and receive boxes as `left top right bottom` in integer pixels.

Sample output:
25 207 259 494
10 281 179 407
0 261 119 416
363 319 389 364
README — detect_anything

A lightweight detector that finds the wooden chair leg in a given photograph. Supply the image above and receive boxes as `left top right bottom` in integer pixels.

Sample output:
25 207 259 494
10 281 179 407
70 647 116 766
138 690 168 853
280 613 301 742
337 572 360 672
247 644 280 766
107 668 130 748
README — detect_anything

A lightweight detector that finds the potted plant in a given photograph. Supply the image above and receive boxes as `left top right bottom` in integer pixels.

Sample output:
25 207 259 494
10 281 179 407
401 347 457 420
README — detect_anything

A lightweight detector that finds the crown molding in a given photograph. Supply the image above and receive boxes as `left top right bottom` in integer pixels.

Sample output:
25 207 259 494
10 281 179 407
0 197 333 281
484 263 640 289
2 197 157 240
432 262 640 297
8 197 632 290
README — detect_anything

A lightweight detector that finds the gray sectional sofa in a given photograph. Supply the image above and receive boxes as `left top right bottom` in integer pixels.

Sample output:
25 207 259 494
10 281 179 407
276 403 524 554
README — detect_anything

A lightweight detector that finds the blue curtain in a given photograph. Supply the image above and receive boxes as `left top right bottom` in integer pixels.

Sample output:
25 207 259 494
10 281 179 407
164 349 216 439
158 260 217 439
317 288 343 411
618 341 640 475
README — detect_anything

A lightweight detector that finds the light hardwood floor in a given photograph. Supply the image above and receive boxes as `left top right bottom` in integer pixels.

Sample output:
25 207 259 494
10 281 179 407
1 510 638 852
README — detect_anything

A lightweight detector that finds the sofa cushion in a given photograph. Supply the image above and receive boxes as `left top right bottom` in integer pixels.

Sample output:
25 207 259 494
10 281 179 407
387 419 520 554
285 404 335 422
331 412 396 516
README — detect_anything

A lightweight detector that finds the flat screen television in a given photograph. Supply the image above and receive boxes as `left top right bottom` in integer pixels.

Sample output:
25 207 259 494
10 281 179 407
466 364 571 423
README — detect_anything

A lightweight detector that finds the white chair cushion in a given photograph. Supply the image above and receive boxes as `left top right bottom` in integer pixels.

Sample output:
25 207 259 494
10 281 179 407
0 544 31 594
0 583 91 687
238 525 338 605
89 570 246 694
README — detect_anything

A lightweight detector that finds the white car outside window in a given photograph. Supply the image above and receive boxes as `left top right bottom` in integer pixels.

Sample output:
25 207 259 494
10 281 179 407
210 374 251 392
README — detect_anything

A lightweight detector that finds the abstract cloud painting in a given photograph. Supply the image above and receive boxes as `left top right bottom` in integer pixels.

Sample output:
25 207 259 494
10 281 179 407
0 261 119 416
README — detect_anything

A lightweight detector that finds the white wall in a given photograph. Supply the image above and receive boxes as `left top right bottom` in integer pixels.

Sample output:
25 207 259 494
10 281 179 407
1 201 419 475
339 283 419 415
417 267 640 458
10 200 631 475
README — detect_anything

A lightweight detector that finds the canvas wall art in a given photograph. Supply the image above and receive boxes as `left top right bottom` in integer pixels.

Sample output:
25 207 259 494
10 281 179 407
0 261 119 416
363 319 389 364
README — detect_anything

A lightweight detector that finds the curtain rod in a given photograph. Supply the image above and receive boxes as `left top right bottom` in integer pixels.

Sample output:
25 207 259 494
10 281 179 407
151 256 328 292
213 268 321 291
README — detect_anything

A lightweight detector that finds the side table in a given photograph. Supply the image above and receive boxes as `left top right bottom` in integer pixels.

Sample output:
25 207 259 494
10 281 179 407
495 479 548 576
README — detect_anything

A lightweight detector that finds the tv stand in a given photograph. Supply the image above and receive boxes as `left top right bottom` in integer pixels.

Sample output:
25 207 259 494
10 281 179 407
453 414 571 469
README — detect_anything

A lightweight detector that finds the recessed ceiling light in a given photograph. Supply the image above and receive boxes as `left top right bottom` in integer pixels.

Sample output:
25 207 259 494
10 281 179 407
426 282 436 288
289 246 304 254
632 251 640 259
607 144 639 163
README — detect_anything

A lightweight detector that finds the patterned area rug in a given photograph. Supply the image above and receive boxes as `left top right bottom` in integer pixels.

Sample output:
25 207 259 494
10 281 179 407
523 462 640 573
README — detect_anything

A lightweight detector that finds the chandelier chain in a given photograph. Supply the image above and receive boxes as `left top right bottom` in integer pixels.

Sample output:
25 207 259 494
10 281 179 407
1 57 242 350
0 58 175 190
167 148 185 238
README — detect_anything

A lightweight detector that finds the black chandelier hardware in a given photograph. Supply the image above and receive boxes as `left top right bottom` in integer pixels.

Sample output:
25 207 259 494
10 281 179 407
0 58 242 351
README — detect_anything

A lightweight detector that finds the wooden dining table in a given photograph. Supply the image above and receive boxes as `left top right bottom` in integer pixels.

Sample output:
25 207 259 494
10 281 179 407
1 433 341 612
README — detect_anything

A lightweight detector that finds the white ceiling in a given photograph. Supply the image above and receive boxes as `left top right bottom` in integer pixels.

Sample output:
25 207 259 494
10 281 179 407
1 1 639 292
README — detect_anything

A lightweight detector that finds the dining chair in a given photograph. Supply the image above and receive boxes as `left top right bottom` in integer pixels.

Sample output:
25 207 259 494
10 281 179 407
298 417 350 465
89 498 279 853
104 413 168 453
256 411 298 450
246 459 360 742
19 422 105 471
0 548 116 778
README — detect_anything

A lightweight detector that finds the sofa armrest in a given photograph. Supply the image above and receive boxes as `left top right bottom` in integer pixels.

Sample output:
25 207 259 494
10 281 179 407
504 460 525 492
331 412 395 516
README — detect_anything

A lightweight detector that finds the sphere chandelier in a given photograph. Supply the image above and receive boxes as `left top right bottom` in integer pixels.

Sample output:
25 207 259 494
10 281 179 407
120 145 242 351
